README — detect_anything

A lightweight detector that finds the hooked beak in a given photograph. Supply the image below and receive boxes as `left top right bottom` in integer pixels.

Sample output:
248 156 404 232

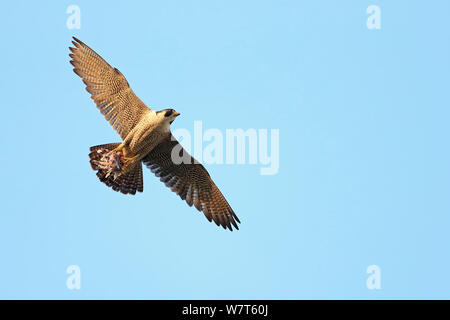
173 111 181 117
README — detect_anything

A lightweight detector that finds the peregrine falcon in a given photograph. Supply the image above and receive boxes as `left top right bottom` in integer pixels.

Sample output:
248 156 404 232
69 37 240 231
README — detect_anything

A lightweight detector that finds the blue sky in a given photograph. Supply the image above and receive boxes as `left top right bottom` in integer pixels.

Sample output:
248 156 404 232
0 0 449 299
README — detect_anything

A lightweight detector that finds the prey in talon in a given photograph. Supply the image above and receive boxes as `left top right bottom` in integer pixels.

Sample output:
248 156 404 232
91 148 125 179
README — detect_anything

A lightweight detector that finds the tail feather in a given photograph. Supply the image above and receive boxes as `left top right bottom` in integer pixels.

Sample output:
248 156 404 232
89 143 143 195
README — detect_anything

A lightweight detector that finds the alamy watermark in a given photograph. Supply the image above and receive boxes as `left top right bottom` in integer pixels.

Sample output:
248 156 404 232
171 121 279 175
66 5 81 30
366 265 381 290
66 265 81 290
366 5 381 30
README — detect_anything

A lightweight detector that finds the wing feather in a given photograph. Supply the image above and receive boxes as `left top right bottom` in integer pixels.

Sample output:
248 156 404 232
69 37 150 140
142 135 240 231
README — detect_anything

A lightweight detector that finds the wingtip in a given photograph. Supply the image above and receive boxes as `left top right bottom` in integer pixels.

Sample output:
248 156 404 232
230 218 239 230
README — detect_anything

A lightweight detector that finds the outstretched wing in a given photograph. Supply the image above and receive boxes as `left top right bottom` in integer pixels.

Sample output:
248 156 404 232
143 135 240 231
69 37 150 140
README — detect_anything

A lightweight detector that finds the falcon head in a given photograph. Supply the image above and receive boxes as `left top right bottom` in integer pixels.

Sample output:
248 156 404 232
157 108 181 125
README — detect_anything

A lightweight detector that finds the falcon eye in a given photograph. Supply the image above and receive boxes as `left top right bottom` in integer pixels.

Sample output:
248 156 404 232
164 109 173 117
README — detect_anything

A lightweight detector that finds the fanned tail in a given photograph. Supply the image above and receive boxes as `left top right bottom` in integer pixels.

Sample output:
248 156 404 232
89 143 143 195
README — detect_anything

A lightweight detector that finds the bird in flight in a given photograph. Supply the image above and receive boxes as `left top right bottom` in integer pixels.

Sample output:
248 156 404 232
69 37 240 231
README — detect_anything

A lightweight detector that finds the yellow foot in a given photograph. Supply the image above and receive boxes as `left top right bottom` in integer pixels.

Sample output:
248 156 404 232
122 155 139 168
111 145 125 153
123 155 139 162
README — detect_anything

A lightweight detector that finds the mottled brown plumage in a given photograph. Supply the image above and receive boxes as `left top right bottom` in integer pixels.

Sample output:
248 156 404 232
69 37 240 231
143 135 240 230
